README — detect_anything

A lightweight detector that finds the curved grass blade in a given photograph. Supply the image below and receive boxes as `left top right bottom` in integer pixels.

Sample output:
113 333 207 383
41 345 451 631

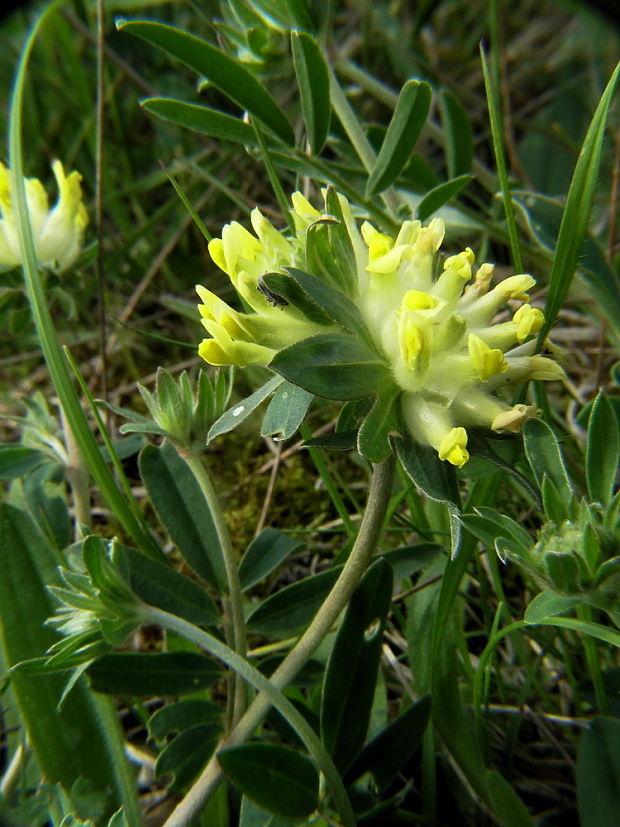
512 191 620 340
525 616 620 648
480 44 523 274
8 4 163 563
63 348 165 564
536 61 620 343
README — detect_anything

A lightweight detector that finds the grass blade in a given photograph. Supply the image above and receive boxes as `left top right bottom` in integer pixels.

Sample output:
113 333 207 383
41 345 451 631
537 60 620 343
8 3 164 563
480 43 523 274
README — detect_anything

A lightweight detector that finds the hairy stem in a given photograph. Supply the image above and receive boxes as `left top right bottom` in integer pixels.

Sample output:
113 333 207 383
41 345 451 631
163 455 395 826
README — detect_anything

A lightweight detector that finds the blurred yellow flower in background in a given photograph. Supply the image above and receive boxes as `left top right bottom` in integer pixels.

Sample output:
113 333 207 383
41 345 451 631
0 160 88 271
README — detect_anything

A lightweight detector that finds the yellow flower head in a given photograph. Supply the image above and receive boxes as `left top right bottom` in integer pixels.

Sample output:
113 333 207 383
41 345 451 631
0 160 88 271
197 188 565 466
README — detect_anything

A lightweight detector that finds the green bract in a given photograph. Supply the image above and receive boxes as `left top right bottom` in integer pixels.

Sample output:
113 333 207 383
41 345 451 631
197 188 565 466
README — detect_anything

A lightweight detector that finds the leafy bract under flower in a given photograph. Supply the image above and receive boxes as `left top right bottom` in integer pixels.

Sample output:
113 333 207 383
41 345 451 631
0 160 88 271
197 189 564 466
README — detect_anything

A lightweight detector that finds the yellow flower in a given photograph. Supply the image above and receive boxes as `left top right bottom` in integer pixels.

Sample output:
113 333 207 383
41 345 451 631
0 160 88 271
197 188 565 466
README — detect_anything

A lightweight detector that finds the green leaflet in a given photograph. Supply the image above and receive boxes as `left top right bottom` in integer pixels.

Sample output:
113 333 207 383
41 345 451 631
366 79 432 196
270 333 392 401
218 743 319 820
118 19 294 145
0 504 139 821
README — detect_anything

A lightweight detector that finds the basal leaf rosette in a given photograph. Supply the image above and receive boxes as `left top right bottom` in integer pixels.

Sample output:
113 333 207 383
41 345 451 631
0 160 88 271
197 189 565 467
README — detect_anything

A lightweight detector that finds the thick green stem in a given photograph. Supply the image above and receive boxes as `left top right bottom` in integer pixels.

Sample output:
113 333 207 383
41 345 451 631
162 455 395 826
184 451 247 727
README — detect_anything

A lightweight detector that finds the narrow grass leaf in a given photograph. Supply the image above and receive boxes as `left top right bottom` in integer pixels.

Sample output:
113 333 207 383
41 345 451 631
480 45 523 273
537 61 620 343
63 348 166 564
512 192 620 340
291 31 330 154
9 4 162 564
251 117 295 233
525 616 620 647
366 79 432 196
117 19 294 145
